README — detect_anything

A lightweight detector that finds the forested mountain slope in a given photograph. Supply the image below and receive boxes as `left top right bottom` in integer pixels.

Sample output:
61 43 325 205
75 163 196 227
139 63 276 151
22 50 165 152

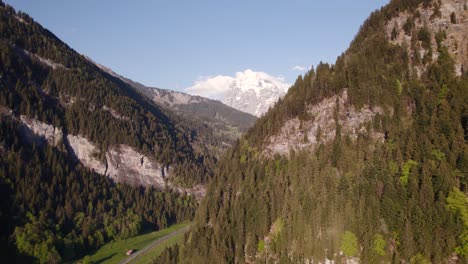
0 1 217 188
0 1 215 262
157 0 468 263
92 61 256 153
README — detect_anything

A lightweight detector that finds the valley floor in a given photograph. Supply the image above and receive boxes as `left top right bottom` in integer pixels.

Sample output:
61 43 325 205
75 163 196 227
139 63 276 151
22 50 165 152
79 223 190 264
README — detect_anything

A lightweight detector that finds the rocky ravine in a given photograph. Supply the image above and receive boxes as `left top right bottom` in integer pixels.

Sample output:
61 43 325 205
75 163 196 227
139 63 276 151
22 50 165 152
15 112 205 198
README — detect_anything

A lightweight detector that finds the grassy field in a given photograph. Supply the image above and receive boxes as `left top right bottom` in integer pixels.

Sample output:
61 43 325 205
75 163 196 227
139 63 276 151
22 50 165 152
128 230 186 264
81 223 189 264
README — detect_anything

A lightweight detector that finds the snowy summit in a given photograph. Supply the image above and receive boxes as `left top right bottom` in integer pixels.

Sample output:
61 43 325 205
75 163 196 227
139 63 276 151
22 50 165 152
185 69 290 117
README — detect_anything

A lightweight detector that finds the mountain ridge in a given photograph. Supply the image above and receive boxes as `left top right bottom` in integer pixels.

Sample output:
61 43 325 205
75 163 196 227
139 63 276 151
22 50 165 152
88 58 257 144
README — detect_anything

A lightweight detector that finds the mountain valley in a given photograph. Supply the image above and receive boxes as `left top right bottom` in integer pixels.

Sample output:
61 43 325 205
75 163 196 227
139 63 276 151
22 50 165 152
0 0 467 263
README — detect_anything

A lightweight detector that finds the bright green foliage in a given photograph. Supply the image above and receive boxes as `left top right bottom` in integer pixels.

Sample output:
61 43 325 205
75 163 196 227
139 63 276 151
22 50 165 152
85 223 189 264
446 188 468 226
258 240 265 252
340 231 359 257
372 234 387 256
396 79 403 96
240 154 247 164
410 253 431 264
446 188 468 255
455 231 468 256
431 149 446 161
438 84 449 104
82 256 91 264
271 218 284 240
14 219 62 264
400 160 418 187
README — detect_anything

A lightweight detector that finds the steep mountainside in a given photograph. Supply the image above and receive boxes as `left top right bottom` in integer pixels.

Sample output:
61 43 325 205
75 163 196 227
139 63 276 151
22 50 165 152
158 0 468 263
93 61 256 145
0 2 218 189
0 1 210 262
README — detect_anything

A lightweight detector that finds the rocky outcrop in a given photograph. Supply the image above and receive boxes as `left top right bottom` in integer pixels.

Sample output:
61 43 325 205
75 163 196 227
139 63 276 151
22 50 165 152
19 48 67 70
66 134 107 175
9 112 205 196
148 89 204 107
264 90 385 156
385 0 468 76
20 115 63 146
102 105 129 120
0 105 13 117
66 134 167 187
105 144 167 187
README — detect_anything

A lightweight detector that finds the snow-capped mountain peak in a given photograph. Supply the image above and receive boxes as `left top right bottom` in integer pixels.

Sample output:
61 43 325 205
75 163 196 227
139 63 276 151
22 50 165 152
186 69 290 117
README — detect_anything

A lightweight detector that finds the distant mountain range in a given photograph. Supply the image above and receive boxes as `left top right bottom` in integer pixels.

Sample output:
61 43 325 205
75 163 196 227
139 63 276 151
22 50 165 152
91 60 256 142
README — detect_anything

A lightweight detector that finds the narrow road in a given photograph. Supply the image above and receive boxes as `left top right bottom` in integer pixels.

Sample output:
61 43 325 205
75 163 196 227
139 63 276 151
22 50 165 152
119 224 192 264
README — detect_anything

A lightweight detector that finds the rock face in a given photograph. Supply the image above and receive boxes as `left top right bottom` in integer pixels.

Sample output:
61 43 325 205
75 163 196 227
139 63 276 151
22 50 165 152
385 0 468 76
66 134 107 175
13 114 205 197
20 115 63 146
18 48 66 70
105 144 167 187
102 105 128 120
264 89 385 156
146 88 205 107
67 134 168 188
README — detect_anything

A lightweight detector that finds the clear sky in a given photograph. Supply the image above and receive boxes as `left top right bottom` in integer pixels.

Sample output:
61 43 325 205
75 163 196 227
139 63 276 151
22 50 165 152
4 0 389 91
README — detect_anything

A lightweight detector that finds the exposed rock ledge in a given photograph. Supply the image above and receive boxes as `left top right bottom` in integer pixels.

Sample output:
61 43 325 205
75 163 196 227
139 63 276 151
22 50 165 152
8 109 205 198
67 135 170 187
264 89 385 156
24 49 67 70
20 115 63 146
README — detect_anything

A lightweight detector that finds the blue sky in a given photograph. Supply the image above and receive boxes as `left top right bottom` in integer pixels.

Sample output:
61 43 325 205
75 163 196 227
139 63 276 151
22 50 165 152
5 0 389 91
